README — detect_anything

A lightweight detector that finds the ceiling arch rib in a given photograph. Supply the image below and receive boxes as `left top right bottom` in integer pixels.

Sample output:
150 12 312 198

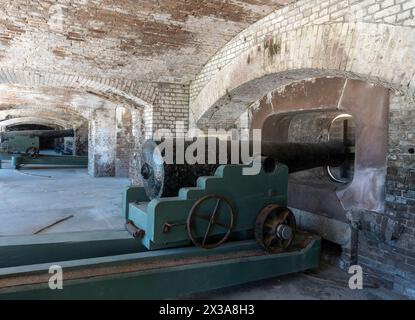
191 22 415 129
0 117 70 130
0 69 156 111
0 107 88 129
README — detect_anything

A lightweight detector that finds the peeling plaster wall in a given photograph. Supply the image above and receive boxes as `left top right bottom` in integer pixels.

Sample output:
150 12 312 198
74 122 88 156
88 108 116 177
115 106 134 178
129 108 145 186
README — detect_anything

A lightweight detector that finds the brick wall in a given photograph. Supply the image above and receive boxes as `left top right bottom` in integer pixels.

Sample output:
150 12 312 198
153 83 190 136
357 93 415 297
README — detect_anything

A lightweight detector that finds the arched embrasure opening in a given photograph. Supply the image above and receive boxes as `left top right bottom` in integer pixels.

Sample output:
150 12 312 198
261 110 356 189
243 77 390 269
249 77 388 218
326 114 355 184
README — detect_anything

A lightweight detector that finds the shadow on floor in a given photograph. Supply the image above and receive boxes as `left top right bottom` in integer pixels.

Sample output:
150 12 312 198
184 263 407 300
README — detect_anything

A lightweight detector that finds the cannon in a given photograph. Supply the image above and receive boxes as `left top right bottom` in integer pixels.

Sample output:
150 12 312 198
0 129 74 155
140 138 348 199
0 129 87 169
116 147 323 299
0 129 74 140
125 137 350 251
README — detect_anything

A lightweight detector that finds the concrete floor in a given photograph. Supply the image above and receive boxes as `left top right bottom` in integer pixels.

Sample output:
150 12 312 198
0 162 129 236
188 263 407 300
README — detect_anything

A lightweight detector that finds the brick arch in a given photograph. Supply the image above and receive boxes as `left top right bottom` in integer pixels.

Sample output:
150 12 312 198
191 21 415 129
0 107 89 128
0 68 157 111
0 116 71 130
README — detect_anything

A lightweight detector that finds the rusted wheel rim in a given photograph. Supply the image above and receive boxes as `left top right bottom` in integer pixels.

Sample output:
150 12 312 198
25 146 40 158
187 194 235 249
255 204 296 252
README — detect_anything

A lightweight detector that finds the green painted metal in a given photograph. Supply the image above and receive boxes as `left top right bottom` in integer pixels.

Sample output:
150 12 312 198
0 136 39 154
124 163 289 250
0 235 321 300
0 152 88 169
12 154 88 169
122 186 149 220
0 152 12 161
0 134 88 169
0 239 258 278
0 230 142 268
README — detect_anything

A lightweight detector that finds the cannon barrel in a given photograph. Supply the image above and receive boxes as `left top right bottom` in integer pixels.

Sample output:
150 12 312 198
140 138 348 199
0 129 74 141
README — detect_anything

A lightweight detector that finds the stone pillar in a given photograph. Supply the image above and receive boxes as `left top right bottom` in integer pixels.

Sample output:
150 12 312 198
129 108 144 185
74 122 88 156
88 109 116 177
115 106 134 178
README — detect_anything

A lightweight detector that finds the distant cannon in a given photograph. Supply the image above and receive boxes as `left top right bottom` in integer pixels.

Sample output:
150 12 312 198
0 129 74 141
0 129 87 169
0 129 74 155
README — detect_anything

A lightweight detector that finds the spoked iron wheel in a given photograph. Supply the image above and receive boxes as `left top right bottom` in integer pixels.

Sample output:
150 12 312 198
25 146 40 158
255 204 296 253
187 194 235 249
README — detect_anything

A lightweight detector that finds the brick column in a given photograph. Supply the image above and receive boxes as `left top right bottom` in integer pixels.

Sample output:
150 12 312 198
88 109 116 177
115 106 134 177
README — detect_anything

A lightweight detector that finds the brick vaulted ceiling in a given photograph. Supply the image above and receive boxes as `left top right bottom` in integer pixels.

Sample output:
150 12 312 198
0 0 294 84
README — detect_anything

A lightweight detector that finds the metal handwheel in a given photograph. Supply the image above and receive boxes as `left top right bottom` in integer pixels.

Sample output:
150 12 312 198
187 194 235 249
255 204 296 252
